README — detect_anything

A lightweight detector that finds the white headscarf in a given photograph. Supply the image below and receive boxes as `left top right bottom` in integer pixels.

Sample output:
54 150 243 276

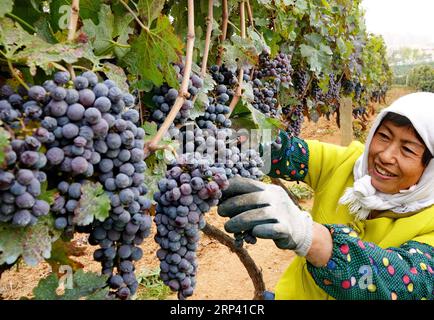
339 92 434 220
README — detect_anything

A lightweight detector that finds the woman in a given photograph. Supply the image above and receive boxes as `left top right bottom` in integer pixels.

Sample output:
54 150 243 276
217 92 434 300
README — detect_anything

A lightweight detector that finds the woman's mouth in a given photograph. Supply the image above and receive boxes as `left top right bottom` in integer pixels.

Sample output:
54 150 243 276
374 164 397 178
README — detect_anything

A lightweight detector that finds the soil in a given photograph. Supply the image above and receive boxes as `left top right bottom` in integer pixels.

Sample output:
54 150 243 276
0 87 411 300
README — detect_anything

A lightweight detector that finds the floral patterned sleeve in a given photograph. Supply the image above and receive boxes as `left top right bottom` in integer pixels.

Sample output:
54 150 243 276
267 130 309 182
307 224 434 300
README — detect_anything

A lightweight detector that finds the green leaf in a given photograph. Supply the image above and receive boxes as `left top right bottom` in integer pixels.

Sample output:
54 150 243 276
0 18 88 76
33 269 109 300
300 44 332 75
62 270 108 300
294 0 308 12
0 127 11 165
14 42 87 76
0 216 61 266
101 62 129 92
144 154 167 202
142 121 158 142
37 181 56 205
223 34 259 71
79 0 102 23
46 239 85 273
82 4 133 58
230 100 284 133
138 0 165 26
32 273 60 300
123 15 183 88
0 0 13 18
82 4 115 56
73 182 110 226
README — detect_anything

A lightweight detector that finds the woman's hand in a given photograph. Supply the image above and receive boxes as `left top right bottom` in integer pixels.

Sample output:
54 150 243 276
217 176 314 256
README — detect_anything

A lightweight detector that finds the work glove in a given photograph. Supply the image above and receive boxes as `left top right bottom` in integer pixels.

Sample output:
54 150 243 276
217 176 313 256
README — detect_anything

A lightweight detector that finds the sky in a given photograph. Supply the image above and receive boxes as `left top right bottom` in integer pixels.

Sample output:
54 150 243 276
361 0 434 49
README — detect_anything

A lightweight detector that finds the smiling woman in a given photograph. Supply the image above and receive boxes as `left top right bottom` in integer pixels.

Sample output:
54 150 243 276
368 113 431 194
217 92 434 300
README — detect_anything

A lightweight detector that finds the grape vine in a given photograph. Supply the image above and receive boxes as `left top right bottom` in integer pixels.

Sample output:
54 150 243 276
0 0 392 300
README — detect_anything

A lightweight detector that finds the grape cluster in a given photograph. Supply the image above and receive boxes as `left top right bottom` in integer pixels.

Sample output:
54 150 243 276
154 125 265 298
151 64 203 127
196 87 232 130
246 52 293 117
324 74 341 108
341 77 355 96
1 70 151 300
209 64 237 87
0 135 49 227
195 64 239 130
253 52 293 84
250 76 280 117
154 162 229 299
292 70 309 97
283 104 304 137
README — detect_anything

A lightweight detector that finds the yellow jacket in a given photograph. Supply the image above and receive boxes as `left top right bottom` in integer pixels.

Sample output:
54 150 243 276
275 140 434 300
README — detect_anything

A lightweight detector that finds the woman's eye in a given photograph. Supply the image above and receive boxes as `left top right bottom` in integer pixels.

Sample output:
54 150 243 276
378 132 389 140
403 146 415 155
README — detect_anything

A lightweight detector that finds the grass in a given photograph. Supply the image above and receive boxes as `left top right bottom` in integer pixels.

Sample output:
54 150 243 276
134 267 173 300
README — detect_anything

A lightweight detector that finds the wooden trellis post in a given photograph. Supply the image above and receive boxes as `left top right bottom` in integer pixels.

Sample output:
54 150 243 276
340 97 353 146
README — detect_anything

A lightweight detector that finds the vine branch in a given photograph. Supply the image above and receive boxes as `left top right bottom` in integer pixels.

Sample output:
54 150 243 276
246 0 254 27
119 0 150 32
201 0 214 76
216 0 228 66
228 1 246 115
143 0 195 159
202 222 265 300
67 0 80 79
6 58 29 90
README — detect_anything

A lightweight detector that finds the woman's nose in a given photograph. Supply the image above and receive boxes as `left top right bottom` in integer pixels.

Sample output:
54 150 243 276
378 144 398 164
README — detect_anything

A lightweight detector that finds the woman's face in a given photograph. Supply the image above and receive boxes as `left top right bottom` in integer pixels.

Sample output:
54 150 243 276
368 120 427 194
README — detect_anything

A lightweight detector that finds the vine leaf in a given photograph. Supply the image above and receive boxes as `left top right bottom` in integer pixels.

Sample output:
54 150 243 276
79 0 102 23
32 270 109 300
0 18 88 75
230 100 284 133
0 216 61 266
73 181 110 226
101 62 129 92
123 15 183 89
37 181 56 205
0 127 10 165
82 4 133 58
0 0 13 18
138 0 166 26
223 35 259 72
45 239 85 273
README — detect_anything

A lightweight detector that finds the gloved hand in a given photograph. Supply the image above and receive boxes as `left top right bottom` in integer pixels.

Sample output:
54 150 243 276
217 176 313 256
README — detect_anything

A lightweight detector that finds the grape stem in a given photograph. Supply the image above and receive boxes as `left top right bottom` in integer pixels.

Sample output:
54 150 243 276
200 0 214 76
246 0 254 27
6 12 36 33
5 58 29 90
202 222 266 300
119 0 150 32
216 0 228 66
143 0 195 159
228 1 246 115
67 0 80 79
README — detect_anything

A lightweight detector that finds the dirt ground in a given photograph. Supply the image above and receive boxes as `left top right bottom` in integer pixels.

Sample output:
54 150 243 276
0 87 412 300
